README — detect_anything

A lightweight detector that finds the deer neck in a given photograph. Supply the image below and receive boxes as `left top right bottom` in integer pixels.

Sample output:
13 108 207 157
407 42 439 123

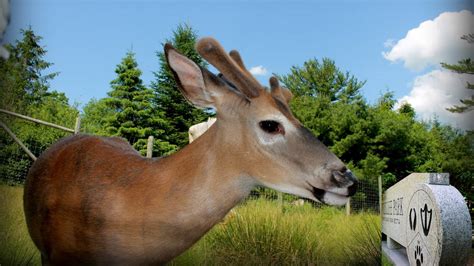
147 122 255 228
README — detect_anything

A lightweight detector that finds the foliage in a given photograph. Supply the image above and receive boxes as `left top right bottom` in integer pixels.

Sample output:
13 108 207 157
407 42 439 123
279 58 473 201
0 27 58 112
171 199 381 265
441 34 473 113
81 98 114 136
151 24 209 149
0 28 78 185
0 185 41 265
82 51 176 156
0 188 380 266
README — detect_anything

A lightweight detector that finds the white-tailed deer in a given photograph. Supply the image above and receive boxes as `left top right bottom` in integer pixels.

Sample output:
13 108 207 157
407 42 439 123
24 38 357 265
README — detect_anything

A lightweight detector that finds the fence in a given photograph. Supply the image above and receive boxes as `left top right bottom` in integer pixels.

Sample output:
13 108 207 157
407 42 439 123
0 109 80 184
246 176 381 215
0 110 381 215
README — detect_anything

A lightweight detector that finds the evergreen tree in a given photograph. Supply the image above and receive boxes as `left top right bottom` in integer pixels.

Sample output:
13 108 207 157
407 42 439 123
102 51 176 155
0 27 58 112
0 28 78 184
151 24 209 149
441 34 473 113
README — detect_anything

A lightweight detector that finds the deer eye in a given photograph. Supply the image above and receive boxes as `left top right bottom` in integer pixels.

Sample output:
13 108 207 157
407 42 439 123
259 120 285 135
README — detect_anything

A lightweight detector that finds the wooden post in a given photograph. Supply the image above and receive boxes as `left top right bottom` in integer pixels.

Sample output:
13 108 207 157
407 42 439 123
0 121 37 161
277 191 283 211
346 197 351 216
74 116 81 134
0 108 75 133
378 175 383 216
146 136 154 158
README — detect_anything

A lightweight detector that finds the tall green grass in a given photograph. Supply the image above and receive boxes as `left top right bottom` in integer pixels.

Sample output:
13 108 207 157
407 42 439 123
171 199 381 265
1 185 381 265
0 185 41 265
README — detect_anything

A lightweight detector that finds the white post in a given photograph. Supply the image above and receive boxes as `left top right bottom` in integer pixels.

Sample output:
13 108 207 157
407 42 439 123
74 116 81 134
146 136 154 158
378 175 382 216
277 191 283 211
346 197 351 216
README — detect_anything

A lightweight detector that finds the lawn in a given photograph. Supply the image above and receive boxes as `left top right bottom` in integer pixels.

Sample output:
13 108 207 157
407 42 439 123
1 185 381 265
0 185 41 265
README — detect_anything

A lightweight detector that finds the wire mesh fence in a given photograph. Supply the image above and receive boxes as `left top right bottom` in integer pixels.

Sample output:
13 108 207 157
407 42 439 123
0 111 76 185
246 177 380 215
1 110 381 215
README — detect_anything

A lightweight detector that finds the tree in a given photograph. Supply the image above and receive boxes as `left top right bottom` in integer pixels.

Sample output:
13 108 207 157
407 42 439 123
96 51 176 155
277 57 367 156
278 58 365 103
441 34 473 113
276 58 472 197
151 24 209 149
81 98 114 136
0 27 58 112
0 28 78 184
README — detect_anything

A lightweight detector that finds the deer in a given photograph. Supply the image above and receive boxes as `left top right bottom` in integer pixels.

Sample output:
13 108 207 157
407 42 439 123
23 37 358 265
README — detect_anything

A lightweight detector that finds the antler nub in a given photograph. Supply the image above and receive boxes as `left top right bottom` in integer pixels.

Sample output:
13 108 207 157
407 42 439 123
196 37 260 98
270 76 293 103
269 76 279 90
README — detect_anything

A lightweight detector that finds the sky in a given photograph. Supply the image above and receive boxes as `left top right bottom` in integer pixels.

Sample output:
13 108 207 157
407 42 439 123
3 0 474 130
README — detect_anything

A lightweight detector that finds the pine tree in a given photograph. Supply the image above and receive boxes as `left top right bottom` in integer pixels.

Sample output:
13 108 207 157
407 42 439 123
441 34 473 113
151 24 209 149
103 51 176 155
0 27 58 112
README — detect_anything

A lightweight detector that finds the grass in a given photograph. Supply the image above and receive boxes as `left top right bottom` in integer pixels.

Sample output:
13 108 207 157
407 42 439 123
0 185 41 265
381 254 394 266
1 185 381 265
171 199 381 265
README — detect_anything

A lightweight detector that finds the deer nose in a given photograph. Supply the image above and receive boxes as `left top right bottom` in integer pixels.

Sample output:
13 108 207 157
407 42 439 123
343 169 358 196
342 168 357 182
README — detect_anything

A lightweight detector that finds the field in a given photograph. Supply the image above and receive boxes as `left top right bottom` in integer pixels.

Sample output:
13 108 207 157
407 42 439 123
1 185 381 265
0 185 41 265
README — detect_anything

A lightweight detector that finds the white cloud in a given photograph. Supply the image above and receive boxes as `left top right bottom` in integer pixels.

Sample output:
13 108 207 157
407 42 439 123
383 10 474 71
249 65 268 76
383 39 396 48
395 69 474 130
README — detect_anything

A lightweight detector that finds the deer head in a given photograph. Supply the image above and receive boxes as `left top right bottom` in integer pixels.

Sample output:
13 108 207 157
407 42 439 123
165 37 357 205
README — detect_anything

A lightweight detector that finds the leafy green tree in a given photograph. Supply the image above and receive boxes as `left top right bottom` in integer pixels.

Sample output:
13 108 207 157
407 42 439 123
151 24 209 149
398 102 416 118
277 57 473 203
99 51 176 155
81 98 114 136
278 58 365 103
278 58 368 162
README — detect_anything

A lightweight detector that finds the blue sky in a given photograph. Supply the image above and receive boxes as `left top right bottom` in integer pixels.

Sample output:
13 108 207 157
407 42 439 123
4 0 473 129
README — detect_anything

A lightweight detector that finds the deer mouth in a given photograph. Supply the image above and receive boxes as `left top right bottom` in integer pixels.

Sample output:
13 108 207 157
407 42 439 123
310 185 354 206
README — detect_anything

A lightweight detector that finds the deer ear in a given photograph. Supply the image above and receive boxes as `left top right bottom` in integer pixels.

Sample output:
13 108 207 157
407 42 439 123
164 43 214 109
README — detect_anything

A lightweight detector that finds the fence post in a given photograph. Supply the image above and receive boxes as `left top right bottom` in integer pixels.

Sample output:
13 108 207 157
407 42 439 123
74 116 81 134
146 136 154 158
346 197 351 216
277 191 283 211
378 175 382 216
